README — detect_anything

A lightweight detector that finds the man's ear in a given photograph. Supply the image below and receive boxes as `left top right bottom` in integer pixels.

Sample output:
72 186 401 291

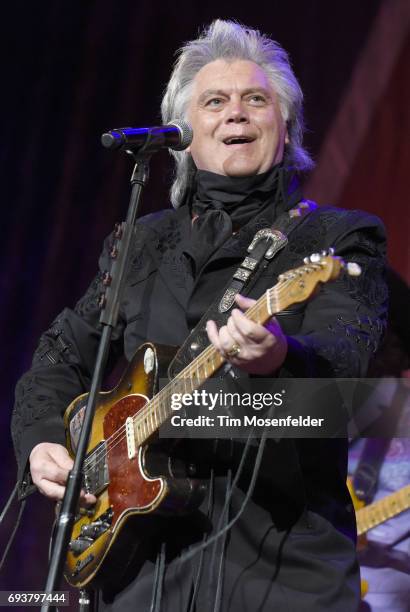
285 127 290 145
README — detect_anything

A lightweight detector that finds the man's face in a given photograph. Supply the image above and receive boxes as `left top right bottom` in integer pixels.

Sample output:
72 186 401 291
186 59 289 177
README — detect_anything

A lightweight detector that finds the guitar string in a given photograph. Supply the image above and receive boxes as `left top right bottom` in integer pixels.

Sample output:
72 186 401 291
80 279 287 474
80 267 322 477
81 267 323 476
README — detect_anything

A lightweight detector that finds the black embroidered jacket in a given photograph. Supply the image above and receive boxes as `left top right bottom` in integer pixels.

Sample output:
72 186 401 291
11 200 388 530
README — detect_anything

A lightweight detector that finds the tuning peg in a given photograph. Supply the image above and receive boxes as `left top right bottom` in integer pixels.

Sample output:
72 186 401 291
309 253 321 263
346 263 361 276
320 247 335 257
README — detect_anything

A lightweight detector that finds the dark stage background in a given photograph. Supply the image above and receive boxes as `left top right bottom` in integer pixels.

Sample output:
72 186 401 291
1 1 409 607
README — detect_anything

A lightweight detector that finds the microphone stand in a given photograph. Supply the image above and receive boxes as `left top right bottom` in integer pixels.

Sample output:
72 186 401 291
41 152 151 612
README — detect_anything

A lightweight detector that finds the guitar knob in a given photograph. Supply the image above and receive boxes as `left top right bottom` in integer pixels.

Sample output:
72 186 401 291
69 537 93 555
81 521 105 539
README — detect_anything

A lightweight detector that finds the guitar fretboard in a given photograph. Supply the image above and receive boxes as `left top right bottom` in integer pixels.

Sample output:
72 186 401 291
130 292 273 444
356 484 410 535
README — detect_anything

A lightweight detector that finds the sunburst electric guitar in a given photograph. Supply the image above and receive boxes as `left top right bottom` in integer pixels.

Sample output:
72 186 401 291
62 253 358 588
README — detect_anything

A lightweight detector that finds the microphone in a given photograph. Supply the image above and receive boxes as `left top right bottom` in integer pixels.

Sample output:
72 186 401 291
101 120 192 153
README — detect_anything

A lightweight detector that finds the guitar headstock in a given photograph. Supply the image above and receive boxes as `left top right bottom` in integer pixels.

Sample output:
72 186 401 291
267 249 361 314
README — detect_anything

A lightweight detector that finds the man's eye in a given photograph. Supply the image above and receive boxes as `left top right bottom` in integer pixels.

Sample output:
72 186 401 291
206 98 223 107
248 95 266 104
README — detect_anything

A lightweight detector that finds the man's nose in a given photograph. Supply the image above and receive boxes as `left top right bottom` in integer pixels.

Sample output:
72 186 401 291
226 98 249 123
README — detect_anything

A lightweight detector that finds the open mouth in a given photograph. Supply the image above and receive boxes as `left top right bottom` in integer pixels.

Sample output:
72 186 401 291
223 136 255 145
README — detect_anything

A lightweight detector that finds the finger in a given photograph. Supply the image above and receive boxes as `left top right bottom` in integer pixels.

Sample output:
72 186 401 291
264 318 287 351
49 446 74 471
264 316 282 335
37 479 67 501
37 480 97 506
217 324 238 354
206 320 223 352
80 491 97 506
234 294 256 310
226 316 245 344
30 443 73 475
231 309 268 341
32 460 71 487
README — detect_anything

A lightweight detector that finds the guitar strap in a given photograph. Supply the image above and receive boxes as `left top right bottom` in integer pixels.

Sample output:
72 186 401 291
168 199 317 378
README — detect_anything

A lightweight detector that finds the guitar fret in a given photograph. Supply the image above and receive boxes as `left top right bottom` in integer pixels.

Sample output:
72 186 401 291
147 406 153 434
139 416 145 440
203 357 209 378
160 397 166 424
189 367 197 388
198 359 207 384
137 419 143 445
384 498 398 517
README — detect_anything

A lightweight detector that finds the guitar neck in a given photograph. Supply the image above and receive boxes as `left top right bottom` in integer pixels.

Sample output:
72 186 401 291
131 289 274 442
355 484 410 535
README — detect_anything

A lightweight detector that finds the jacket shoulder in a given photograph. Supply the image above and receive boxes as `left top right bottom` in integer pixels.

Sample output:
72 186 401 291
311 204 385 233
136 208 178 230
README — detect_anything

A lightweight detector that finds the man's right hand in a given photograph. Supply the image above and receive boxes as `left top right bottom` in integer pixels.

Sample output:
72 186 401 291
29 442 96 505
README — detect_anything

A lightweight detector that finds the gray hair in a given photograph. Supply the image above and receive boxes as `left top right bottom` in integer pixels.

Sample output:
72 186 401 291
161 19 314 208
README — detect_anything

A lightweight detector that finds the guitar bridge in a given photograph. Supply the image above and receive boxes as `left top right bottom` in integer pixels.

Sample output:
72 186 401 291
82 441 109 496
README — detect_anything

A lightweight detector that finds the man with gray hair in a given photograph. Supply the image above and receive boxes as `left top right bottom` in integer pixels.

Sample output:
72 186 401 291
12 19 387 611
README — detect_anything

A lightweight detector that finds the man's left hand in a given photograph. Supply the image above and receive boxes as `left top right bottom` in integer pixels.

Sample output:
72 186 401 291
206 294 288 375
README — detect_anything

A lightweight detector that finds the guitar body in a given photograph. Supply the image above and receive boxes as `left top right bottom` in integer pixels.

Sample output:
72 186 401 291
63 343 206 588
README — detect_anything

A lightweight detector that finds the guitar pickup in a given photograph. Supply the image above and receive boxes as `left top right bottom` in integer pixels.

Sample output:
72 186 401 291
69 537 94 556
126 417 137 459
